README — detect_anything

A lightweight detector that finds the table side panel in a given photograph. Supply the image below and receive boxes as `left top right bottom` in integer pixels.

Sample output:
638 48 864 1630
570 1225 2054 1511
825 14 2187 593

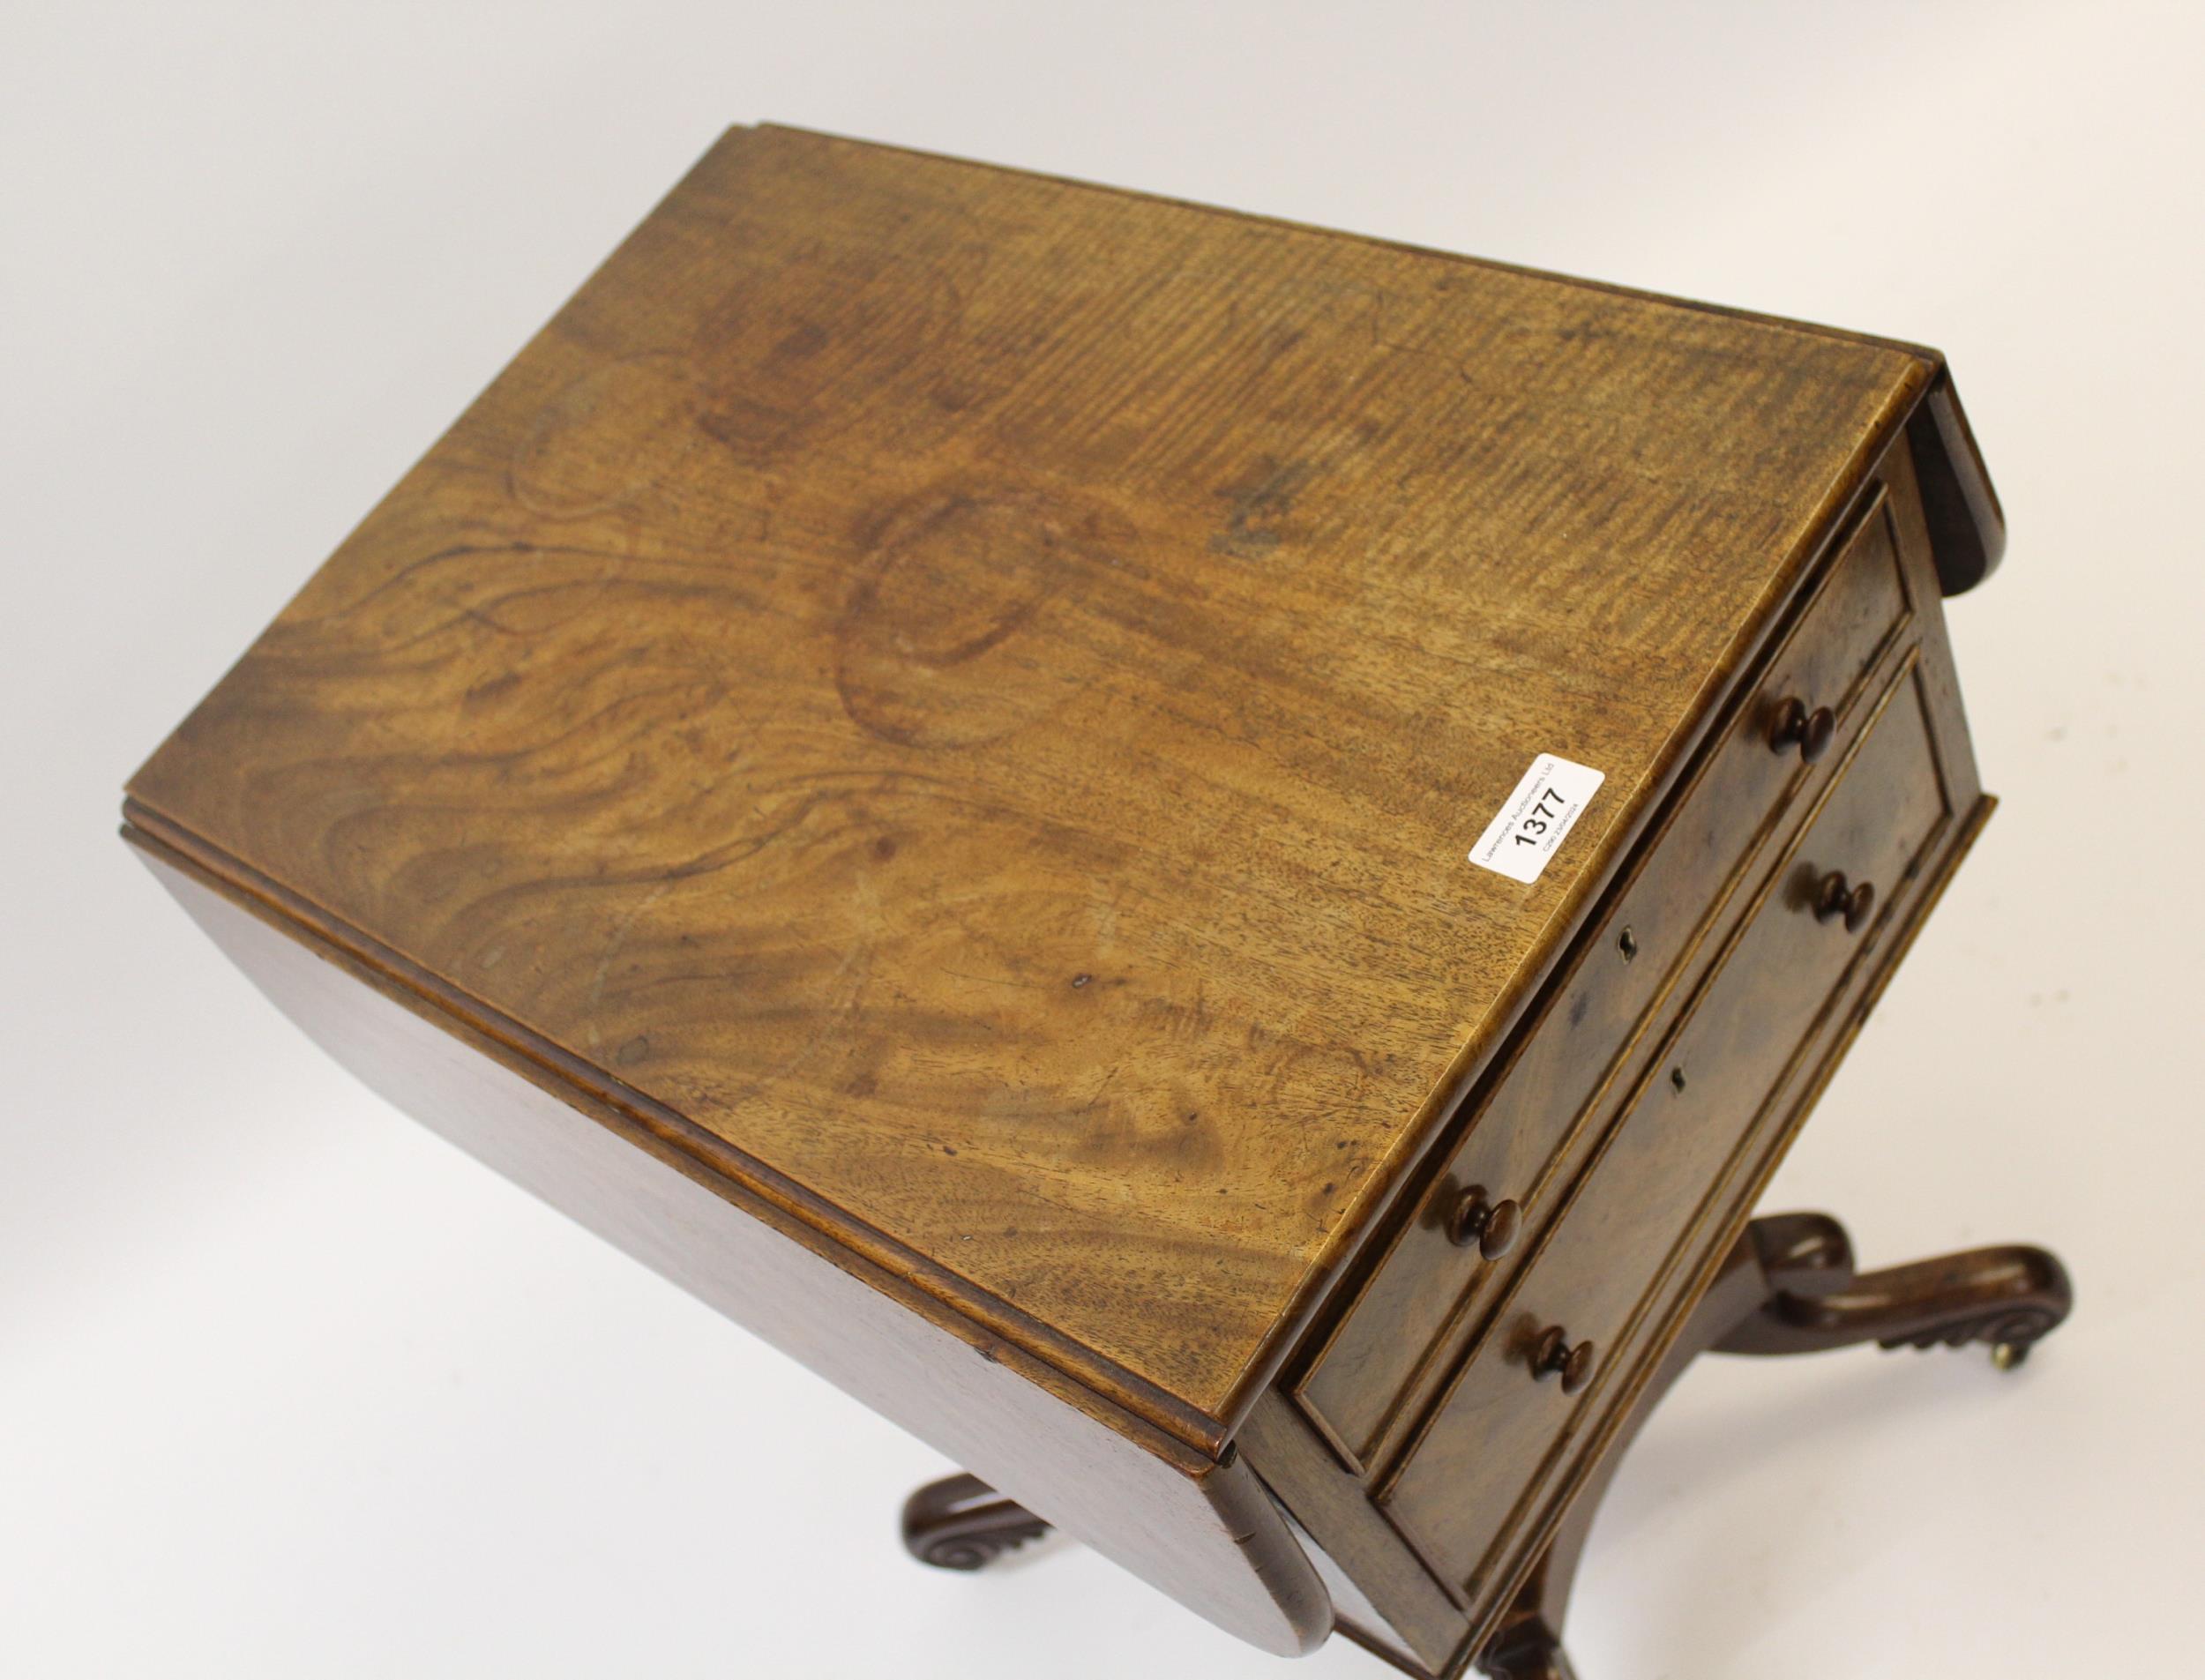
1439 781 1996 1674
1379 651 1954 1601
1295 480 1915 1471
1248 437 1985 1666
1242 1393 1470 1673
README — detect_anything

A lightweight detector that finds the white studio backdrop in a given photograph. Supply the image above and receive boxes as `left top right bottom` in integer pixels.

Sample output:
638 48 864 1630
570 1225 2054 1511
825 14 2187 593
4 3 2199 1675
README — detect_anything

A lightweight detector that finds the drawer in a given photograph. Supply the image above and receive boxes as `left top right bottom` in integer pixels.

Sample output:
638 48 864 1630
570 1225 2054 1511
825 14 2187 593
1373 655 1954 1603
1293 487 1915 1468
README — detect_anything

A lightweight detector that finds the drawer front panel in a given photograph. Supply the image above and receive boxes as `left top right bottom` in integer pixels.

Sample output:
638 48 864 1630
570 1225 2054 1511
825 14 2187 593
1295 488 1913 1467
1377 656 1952 1602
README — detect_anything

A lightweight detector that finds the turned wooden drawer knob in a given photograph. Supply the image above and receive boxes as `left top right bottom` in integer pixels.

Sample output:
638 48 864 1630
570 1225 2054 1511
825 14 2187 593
1446 1187 1521 1259
1813 870 1876 933
1768 698 1836 764
1529 1325 1596 1394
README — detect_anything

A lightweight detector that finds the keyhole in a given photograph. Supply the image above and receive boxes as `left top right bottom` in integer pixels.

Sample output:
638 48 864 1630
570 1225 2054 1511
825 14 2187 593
1671 1065 1688 1094
1618 928 1638 963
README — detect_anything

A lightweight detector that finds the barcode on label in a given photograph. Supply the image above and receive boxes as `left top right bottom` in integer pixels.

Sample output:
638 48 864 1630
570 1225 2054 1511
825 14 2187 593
1468 754 1604 885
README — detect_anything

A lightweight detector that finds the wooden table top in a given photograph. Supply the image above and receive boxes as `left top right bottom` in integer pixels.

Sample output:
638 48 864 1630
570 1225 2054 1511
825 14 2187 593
127 124 1941 1453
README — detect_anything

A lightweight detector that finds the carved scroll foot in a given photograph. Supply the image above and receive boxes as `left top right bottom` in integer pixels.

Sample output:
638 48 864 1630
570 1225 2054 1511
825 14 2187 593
1473 1211 2071 1680
901 1472 1052 1571
1715 1212 2074 1369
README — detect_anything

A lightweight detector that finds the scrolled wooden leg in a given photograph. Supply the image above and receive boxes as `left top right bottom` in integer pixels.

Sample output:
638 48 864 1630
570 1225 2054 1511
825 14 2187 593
1745 1210 1856 1293
1715 1213 2073 1369
1477 1614 1578 1680
1465 1213 2067 1680
900 1472 1052 1571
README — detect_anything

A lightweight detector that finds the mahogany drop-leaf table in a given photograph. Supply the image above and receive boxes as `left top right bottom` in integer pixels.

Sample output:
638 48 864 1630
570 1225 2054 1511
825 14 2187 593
123 126 2070 1677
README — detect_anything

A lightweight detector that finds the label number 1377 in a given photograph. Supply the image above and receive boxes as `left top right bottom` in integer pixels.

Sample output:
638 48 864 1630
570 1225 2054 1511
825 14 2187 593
1514 787 1568 845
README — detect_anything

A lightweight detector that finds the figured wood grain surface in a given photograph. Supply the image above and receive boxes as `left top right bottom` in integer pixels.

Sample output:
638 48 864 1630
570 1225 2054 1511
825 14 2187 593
124 834 1330 1654
127 124 1939 1445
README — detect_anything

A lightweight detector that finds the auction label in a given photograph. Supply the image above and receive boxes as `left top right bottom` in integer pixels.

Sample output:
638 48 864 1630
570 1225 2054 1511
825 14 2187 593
1469 754 1604 885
